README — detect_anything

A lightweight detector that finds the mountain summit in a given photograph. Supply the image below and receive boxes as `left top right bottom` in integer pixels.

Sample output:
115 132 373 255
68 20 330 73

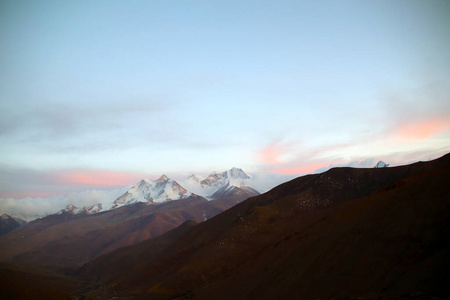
200 167 250 188
183 167 258 199
374 161 389 168
225 167 251 179
112 176 192 209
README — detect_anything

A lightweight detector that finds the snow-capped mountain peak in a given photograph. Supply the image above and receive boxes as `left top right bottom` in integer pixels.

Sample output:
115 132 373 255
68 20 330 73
112 175 192 209
199 168 250 188
61 203 104 215
374 161 389 168
50 168 257 218
200 172 223 188
224 167 251 179
180 167 258 199
155 174 169 182
187 174 202 182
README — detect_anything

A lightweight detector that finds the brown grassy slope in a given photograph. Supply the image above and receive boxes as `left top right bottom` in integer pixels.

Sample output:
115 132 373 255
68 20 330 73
0 194 249 267
78 220 199 299
79 153 450 299
0 263 83 300
198 160 450 300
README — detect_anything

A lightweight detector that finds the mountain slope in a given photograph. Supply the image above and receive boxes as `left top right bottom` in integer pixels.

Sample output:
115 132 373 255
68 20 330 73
80 153 450 299
0 191 255 267
0 168 260 267
0 214 26 236
210 183 260 200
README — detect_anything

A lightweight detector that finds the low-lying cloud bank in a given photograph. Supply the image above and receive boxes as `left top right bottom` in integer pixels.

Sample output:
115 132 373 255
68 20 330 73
0 187 129 221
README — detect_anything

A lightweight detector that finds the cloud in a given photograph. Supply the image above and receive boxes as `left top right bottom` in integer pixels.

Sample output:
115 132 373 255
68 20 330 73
379 80 450 131
0 97 172 150
247 172 297 193
312 158 378 174
0 166 147 198
255 139 356 175
255 121 450 176
0 188 128 221
0 169 297 221
257 142 289 165
57 170 148 187
273 162 330 175
392 118 450 141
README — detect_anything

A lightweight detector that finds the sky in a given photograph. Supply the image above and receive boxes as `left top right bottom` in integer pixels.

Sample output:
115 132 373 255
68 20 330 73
1 0 450 209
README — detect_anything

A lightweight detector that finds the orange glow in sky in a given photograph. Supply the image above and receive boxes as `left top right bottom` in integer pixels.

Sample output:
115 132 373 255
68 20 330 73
259 144 283 165
396 119 449 140
273 162 328 175
59 171 144 187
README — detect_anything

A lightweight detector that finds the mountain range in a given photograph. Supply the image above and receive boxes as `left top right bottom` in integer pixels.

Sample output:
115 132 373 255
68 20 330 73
0 156 449 299
55 167 258 216
0 168 259 267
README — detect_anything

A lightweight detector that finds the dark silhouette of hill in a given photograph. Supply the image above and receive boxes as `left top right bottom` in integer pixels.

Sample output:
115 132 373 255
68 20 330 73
79 153 450 299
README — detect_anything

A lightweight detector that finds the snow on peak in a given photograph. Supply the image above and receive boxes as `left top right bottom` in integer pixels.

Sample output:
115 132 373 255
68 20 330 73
200 173 224 188
1 214 13 220
155 174 169 182
374 161 389 168
182 168 256 199
112 175 192 209
61 204 81 215
187 174 202 182
223 167 251 180
199 168 249 188
61 203 104 215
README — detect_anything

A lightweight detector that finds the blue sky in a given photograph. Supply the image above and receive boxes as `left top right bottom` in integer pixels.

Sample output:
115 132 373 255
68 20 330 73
1 0 450 198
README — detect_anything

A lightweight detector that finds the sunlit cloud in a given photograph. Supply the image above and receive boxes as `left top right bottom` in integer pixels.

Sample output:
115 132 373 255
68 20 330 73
0 188 128 221
273 162 329 175
0 167 148 199
258 143 284 165
394 119 449 140
257 141 301 166
58 170 146 187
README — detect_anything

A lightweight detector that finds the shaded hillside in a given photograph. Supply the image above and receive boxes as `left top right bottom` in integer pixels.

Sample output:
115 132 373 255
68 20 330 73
210 184 260 201
0 194 250 267
0 263 82 300
0 214 26 236
80 154 450 299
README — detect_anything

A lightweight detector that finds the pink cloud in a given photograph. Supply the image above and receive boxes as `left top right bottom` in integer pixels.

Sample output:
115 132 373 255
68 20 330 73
273 162 328 175
0 168 157 199
258 143 283 165
395 119 449 140
57 170 146 187
257 142 336 175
